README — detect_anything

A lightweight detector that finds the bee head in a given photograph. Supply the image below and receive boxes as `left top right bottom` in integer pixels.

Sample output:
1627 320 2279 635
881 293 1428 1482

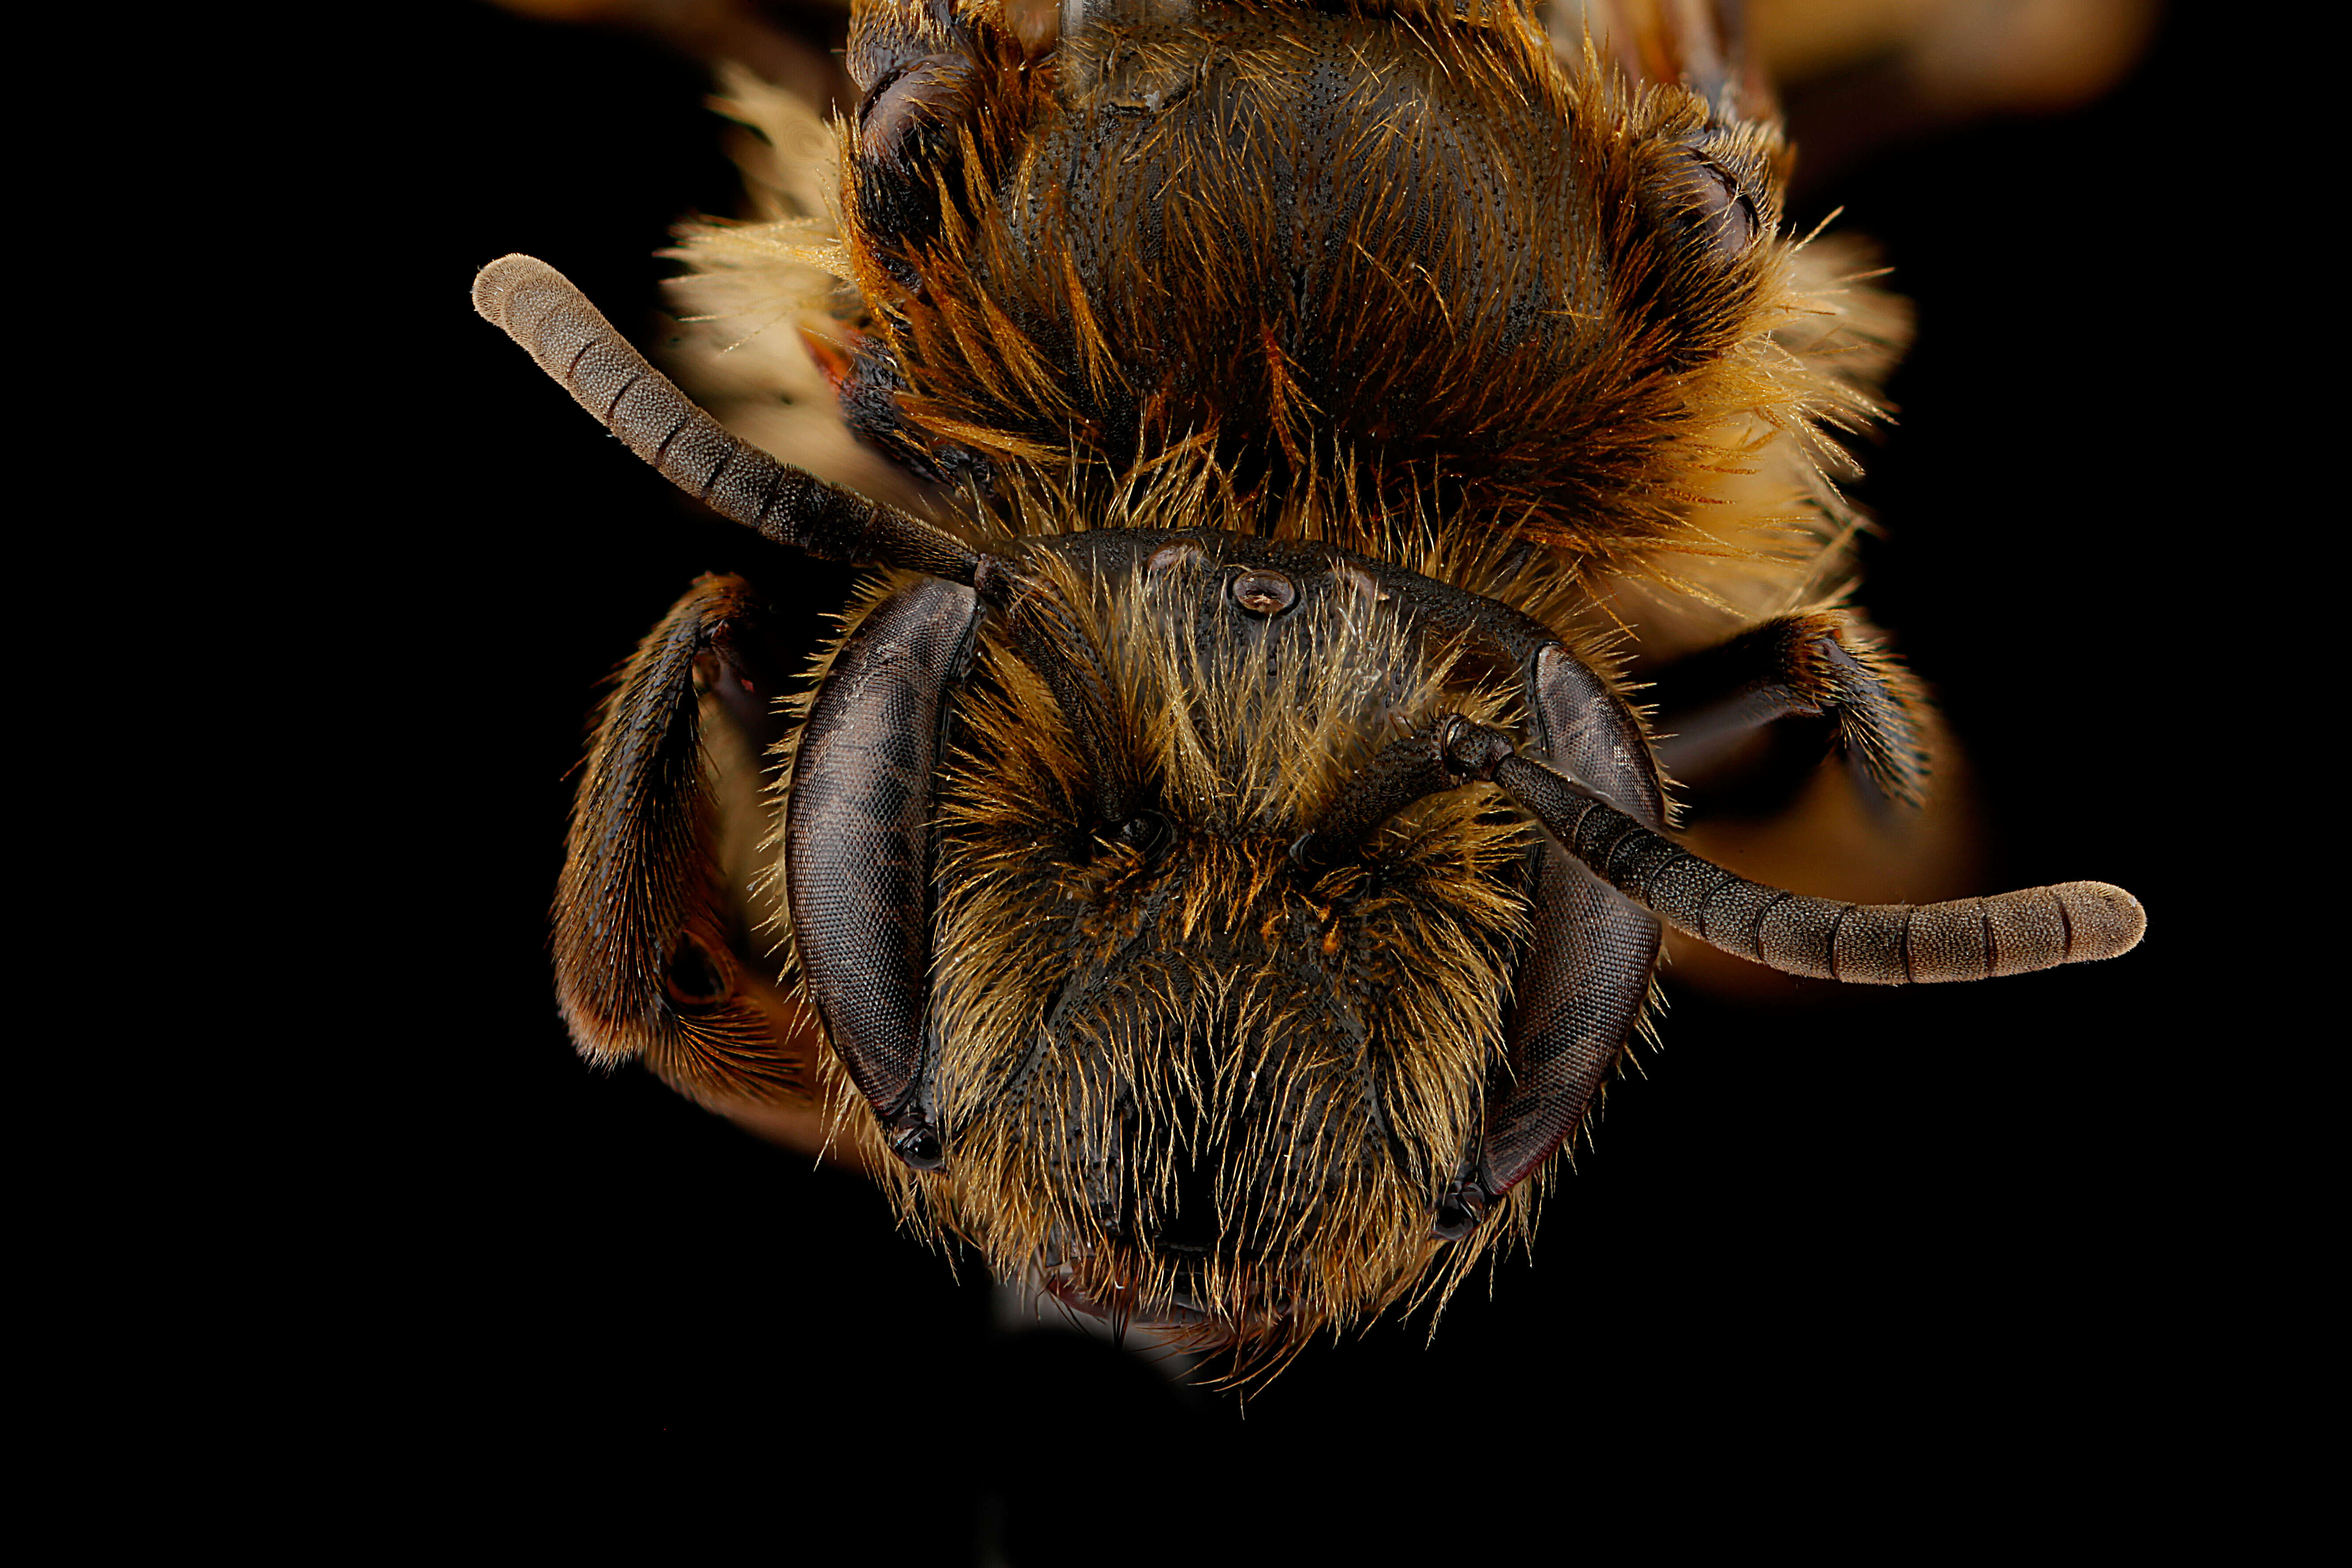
786 521 1556 1355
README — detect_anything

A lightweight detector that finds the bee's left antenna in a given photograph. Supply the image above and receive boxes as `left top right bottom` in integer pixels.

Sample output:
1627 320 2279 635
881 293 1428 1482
472 253 984 585
1299 715 2145 983
1452 723 2146 983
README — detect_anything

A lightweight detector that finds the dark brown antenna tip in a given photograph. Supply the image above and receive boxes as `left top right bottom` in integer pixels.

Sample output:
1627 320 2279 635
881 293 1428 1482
471 254 984 583
2047 881 2147 963
472 253 592 358
1474 738 2147 984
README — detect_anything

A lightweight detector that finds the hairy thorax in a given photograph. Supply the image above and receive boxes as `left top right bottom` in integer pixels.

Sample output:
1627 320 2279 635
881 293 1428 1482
850 2 1809 568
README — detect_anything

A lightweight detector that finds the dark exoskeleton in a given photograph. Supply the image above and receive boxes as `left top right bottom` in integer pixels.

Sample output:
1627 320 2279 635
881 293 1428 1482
476 0 2143 1361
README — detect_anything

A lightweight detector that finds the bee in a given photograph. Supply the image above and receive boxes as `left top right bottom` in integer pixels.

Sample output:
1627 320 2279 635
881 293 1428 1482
473 0 2145 1371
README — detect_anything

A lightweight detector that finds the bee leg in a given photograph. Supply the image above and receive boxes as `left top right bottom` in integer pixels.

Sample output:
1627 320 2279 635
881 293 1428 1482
555 573 847 1159
1646 611 1929 814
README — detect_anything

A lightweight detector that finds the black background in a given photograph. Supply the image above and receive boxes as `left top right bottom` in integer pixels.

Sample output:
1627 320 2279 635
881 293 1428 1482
315 3 2221 1553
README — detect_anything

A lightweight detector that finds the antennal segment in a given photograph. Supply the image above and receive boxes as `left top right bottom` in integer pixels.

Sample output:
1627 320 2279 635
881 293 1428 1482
472 253 982 584
1436 721 2144 983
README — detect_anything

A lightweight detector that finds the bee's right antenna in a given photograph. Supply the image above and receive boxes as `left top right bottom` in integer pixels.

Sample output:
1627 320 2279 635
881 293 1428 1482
473 254 984 585
475 256 1149 838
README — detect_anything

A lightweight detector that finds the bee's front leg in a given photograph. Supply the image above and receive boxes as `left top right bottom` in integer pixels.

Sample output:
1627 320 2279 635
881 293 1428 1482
1646 611 1930 817
555 572 849 1162
1637 612 1981 990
